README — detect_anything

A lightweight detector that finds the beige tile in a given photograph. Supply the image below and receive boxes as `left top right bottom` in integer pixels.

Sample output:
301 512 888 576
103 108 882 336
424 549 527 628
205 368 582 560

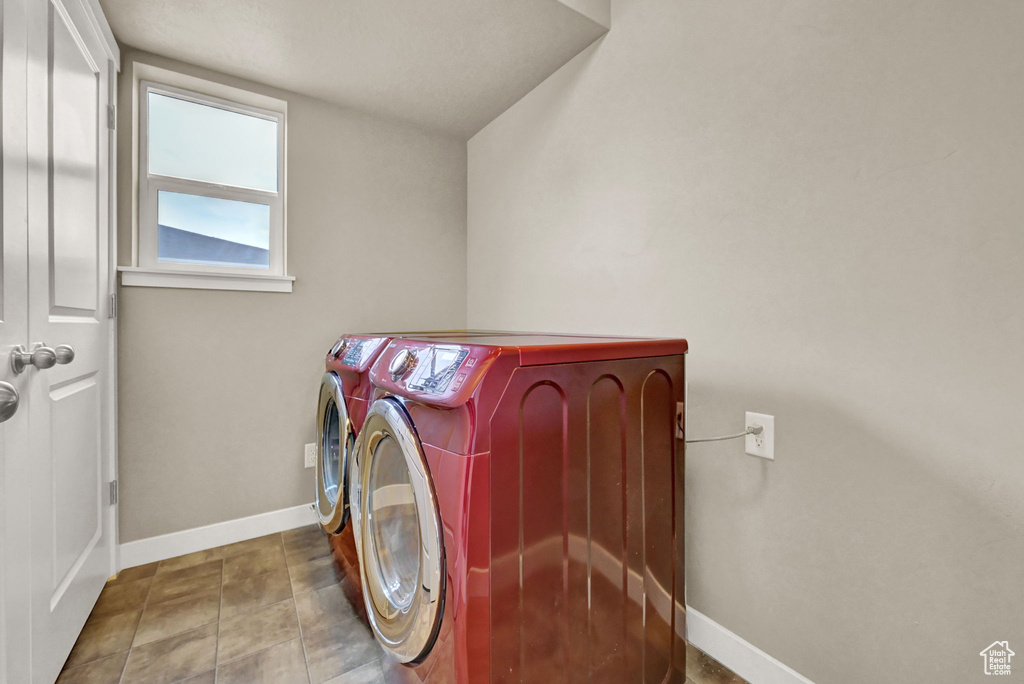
56 650 128 684
283 526 330 566
216 533 284 559
156 548 221 575
303 618 382 683
223 543 288 583
177 671 216 684
294 583 356 634
121 623 217 684
282 524 324 548
285 539 332 566
322 658 384 684
64 610 142 669
152 535 281 578
90 577 152 618
288 555 339 596
217 599 300 664
133 587 221 646
106 562 159 586
221 567 293 619
217 638 309 684
148 559 222 605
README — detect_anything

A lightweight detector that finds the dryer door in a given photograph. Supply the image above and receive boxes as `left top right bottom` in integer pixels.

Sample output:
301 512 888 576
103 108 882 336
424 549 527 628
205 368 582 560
315 373 356 534
355 397 445 664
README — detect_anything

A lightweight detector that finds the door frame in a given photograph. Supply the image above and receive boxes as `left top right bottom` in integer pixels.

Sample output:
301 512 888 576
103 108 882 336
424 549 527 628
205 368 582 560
101 24 120 578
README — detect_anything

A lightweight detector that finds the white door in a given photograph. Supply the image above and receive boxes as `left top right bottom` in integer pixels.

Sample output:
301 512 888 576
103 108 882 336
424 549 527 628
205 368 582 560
2 0 118 681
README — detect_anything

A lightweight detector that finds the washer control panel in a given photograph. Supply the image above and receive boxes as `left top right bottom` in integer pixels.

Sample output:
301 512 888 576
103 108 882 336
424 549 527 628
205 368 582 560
339 339 368 366
406 346 470 395
328 335 390 372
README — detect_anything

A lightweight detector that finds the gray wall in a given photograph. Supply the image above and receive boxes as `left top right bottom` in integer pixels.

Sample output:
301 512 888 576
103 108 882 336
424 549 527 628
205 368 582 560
467 1 1024 682
117 48 467 543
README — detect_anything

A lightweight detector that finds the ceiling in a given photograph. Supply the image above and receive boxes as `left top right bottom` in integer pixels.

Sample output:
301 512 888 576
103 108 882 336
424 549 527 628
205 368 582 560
98 0 608 138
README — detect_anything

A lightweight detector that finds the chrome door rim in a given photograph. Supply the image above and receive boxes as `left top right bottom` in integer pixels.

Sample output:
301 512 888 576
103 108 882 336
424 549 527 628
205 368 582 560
355 397 445 664
349 421 364 558
315 372 355 533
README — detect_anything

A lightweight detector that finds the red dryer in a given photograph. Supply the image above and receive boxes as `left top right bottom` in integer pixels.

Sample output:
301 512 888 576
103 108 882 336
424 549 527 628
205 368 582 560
348 332 688 683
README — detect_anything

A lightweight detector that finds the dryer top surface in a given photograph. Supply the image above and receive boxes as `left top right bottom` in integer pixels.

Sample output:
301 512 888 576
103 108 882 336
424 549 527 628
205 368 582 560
379 330 688 364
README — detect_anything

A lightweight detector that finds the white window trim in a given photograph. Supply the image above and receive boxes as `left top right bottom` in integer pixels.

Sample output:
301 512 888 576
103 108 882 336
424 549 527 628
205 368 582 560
120 62 292 293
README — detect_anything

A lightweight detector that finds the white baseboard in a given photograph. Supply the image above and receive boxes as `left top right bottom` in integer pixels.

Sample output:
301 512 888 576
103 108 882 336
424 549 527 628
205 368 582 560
686 606 816 684
119 503 317 570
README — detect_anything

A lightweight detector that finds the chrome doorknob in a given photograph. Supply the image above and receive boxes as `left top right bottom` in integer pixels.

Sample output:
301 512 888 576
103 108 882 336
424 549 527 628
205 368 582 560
0 382 18 423
54 344 75 365
11 344 56 374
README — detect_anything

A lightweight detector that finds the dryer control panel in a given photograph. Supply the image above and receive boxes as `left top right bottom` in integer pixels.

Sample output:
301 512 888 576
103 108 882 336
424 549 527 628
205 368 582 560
373 340 501 407
406 346 470 395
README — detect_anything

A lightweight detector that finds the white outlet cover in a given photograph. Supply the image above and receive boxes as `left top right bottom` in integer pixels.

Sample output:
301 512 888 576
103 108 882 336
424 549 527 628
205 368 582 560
745 412 774 460
304 443 316 468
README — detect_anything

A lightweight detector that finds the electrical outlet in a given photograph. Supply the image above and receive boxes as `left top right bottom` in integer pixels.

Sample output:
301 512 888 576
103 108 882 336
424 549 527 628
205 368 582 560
676 402 685 439
304 443 316 469
745 412 774 460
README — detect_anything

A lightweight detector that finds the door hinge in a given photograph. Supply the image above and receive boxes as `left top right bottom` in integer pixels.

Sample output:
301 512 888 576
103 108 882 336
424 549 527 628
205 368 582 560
107 104 116 130
109 480 118 505
108 292 117 319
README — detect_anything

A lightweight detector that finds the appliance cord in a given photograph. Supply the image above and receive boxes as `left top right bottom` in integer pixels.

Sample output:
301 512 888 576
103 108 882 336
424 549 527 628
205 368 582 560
679 415 764 444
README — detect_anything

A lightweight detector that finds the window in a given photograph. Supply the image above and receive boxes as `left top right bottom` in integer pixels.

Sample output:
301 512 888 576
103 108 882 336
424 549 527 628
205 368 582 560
122 64 291 292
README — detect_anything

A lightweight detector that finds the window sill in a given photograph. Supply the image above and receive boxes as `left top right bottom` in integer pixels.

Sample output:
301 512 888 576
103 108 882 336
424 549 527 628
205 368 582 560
118 266 294 293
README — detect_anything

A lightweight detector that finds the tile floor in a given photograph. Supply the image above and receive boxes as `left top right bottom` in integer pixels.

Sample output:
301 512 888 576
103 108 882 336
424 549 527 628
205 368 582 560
685 642 748 684
58 524 746 684
57 525 382 684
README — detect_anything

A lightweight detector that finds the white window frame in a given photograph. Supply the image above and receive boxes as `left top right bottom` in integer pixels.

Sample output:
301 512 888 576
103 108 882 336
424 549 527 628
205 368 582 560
120 62 293 293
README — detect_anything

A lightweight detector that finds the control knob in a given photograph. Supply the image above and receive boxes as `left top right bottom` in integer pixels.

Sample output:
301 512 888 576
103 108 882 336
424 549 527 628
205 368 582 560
330 338 347 358
388 349 417 380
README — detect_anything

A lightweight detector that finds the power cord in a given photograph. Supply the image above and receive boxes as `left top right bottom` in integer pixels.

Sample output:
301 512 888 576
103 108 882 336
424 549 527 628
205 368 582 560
678 415 764 444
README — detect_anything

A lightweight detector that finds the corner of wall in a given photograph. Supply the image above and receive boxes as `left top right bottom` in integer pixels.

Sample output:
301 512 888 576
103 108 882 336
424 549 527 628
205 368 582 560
554 0 610 30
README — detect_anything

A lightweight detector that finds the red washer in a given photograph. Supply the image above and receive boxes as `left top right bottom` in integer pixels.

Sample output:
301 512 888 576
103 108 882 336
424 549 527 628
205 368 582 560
317 334 395 616
350 332 688 683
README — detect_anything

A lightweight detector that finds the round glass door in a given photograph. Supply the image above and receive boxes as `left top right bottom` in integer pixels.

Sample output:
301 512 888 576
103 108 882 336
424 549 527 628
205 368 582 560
355 397 444 664
315 373 355 534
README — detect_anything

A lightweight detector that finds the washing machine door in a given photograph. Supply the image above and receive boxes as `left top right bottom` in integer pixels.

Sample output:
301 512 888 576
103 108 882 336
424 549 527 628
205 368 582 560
355 397 445 664
315 373 356 534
